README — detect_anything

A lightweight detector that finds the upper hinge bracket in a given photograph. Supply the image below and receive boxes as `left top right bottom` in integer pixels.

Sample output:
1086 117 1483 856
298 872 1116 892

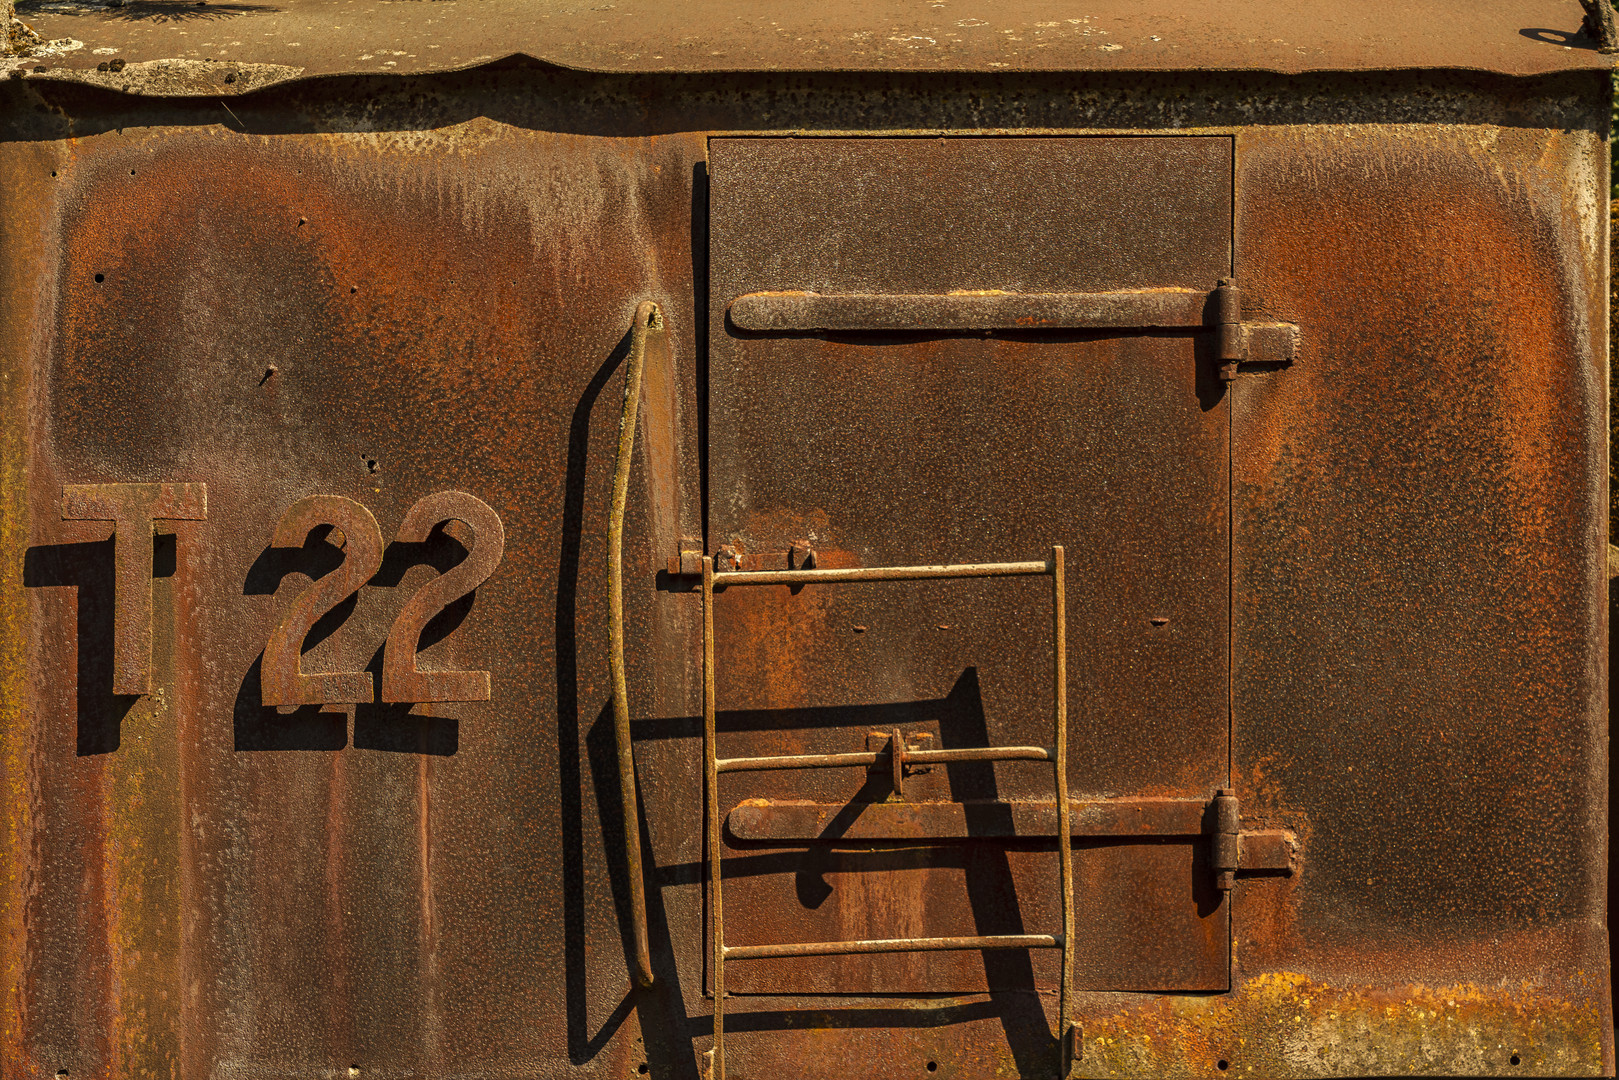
1209 788 1300 889
1216 277 1301 380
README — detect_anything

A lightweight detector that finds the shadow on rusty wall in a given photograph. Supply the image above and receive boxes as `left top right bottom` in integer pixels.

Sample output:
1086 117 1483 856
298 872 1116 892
22 534 171 754
607 670 1072 1077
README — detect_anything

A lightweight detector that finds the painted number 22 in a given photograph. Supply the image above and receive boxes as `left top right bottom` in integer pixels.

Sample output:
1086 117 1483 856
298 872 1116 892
261 491 505 708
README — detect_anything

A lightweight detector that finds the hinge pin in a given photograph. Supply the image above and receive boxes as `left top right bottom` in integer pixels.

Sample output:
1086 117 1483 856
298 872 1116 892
1215 278 1243 382
1212 788 1240 891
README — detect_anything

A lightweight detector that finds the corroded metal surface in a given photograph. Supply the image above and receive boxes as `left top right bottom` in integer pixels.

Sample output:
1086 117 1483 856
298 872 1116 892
706 135 1231 1000
0 60 1608 1080
0 114 710 1080
1230 122 1612 1074
3 0 1614 89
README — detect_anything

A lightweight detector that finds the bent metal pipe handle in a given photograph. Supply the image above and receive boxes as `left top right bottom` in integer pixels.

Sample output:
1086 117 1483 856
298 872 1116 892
609 300 664 989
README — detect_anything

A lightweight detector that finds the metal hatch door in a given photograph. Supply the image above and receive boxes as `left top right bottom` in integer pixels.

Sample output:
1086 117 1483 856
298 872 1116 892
705 136 1232 997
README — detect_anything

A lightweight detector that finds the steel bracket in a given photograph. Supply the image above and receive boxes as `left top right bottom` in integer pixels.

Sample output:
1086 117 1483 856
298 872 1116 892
1215 277 1301 380
1207 789 1300 886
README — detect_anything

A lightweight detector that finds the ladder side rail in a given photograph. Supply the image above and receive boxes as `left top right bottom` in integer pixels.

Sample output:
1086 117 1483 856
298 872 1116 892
703 556 725 1080
1051 545 1075 1077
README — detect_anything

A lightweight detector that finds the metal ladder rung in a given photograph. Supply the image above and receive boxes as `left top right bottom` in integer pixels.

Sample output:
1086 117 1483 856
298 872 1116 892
716 745 1054 773
725 934 1063 961
713 560 1051 586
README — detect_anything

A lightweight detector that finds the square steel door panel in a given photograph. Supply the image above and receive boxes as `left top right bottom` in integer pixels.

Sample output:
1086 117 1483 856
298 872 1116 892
708 137 1232 994
708 136 1231 293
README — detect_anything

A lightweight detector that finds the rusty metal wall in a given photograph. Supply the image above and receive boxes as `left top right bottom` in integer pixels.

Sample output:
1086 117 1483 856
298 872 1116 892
0 67 1610 1080
0 103 710 1079
1227 123 1612 1076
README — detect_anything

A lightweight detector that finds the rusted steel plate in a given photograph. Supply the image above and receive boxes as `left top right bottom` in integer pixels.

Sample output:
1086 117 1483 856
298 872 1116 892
707 136 1231 995
0 119 711 1080
711 137 1230 297
1231 123 1613 1072
5 0 1612 88
0 68 1609 1080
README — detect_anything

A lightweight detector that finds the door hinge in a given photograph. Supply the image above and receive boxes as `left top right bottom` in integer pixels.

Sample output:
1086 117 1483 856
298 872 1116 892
1215 278 1300 381
1211 788 1240 890
1209 788 1300 890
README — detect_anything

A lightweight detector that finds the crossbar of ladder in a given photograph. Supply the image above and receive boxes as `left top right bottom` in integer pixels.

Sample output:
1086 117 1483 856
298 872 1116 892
713 559 1050 586
703 550 1074 1079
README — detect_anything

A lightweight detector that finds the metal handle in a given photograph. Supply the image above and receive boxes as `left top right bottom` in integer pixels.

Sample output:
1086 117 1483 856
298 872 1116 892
609 300 663 989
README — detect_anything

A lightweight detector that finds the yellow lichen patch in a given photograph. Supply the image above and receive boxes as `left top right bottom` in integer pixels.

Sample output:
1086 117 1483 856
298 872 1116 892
1074 972 1606 1078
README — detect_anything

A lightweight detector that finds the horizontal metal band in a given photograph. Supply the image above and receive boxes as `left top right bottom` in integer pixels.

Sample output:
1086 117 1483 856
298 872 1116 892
717 746 1053 774
728 289 1210 332
727 797 1211 840
713 559 1050 586
723 933 1062 960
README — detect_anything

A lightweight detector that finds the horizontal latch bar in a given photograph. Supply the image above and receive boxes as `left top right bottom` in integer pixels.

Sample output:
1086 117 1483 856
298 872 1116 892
724 933 1062 960
728 798 1210 840
729 289 1209 331
715 559 1049 586
718 746 1053 774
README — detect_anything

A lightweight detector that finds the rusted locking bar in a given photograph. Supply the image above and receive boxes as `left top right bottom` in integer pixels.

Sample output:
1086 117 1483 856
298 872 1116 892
727 283 1298 386
704 548 1077 1079
715 744 1054 773
725 934 1063 961
729 288 1209 331
608 301 664 990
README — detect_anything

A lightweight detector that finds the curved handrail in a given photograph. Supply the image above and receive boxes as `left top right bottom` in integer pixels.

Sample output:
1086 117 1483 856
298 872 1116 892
609 300 662 989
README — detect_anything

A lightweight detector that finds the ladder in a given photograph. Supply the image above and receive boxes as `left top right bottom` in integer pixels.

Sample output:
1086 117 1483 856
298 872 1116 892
701 547 1075 1079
